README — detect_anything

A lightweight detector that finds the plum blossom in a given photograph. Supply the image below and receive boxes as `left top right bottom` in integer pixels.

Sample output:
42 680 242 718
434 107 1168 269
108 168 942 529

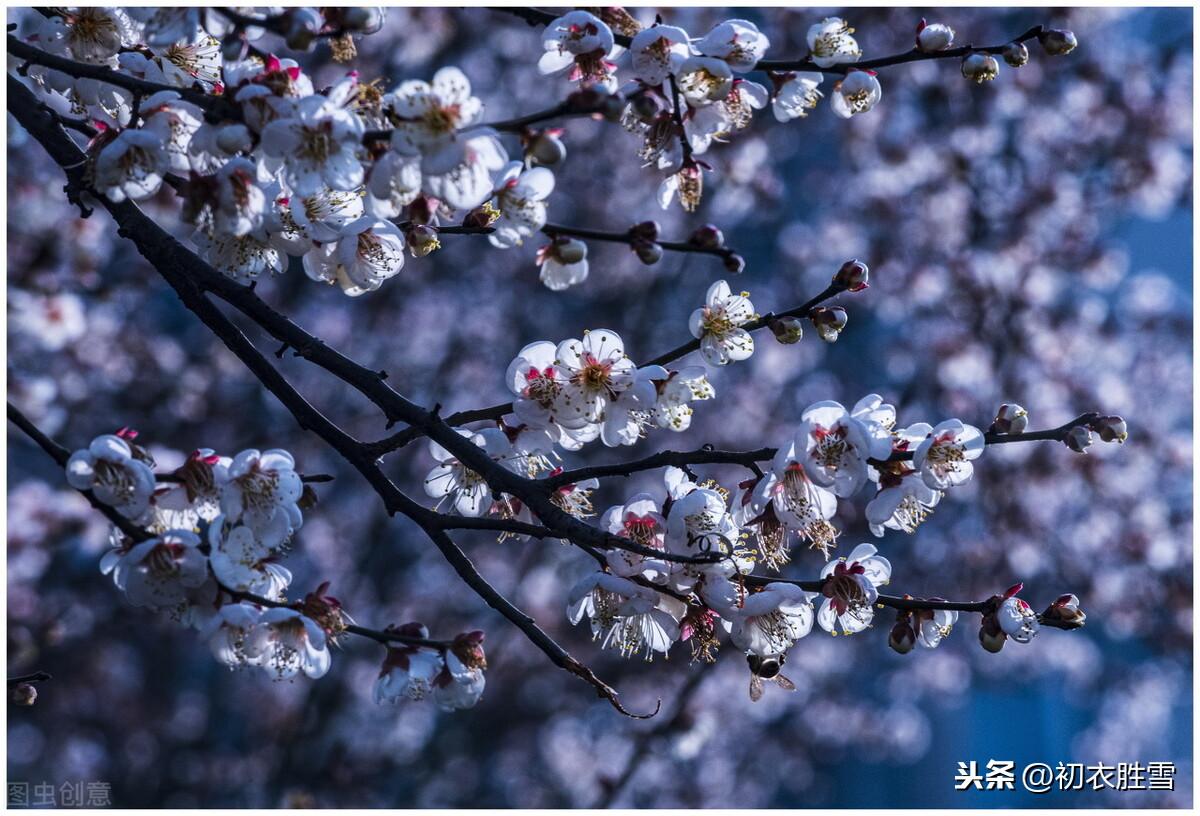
689 280 756 366
109 529 209 608
867 424 943 537
199 602 263 668
817 543 892 635
831 70 882 118
66 433 156 519
913 419 985 490
729 583 817 656
61 7 137 64
997 593 1040 643
488 163 555 248
260 94 365 197
388 67 483 175
771 71 824 122
423 428 519 517
138 91 203 174
807 17 862 68
192 229 284 285
552 329 636 424
762 439 840 558
212 158 268 238
696 19 770 72
207 518 293 601
687 79 769 153
650 366 715 432
244 608 332 680
915 608 958 648
600 493 671 579
961 53 1001 84
303 218 406 296
538 11 618 89
433 631 487 710
916 20 955 52
793 400 893 498
375 625 445 703
537 236 589 290
567 572 687 660
629 24 691 87
216 449 303 549
599 365 665 447
676 56 734 107
93 128 168 203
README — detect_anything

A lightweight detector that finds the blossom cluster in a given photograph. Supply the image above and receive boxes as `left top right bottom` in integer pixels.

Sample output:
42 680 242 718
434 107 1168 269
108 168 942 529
64 429 485 710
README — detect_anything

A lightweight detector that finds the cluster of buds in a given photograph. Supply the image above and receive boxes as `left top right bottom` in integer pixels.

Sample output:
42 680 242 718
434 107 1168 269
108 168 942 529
810 305 849 342
629 220 662 265
833 259 870 292
1066 415 1128 453
990 403 1029 435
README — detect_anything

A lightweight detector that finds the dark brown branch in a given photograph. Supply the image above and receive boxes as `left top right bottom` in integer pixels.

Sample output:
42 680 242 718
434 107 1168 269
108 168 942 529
7 671 52 688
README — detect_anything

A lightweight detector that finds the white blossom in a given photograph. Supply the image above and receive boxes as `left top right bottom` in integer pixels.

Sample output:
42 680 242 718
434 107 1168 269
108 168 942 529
689 280 756 366
913 419 986 490
696 19 769 72
816 543 892 634
66 433 156 519
807 17 862 68
729 583 816 655
244 608 332 680
830 70 882 118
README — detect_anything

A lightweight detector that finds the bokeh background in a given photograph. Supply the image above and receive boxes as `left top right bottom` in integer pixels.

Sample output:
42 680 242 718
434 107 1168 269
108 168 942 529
6 5 1193 808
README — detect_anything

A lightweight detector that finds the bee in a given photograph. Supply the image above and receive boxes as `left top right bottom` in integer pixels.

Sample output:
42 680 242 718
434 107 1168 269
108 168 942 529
747 653 796 702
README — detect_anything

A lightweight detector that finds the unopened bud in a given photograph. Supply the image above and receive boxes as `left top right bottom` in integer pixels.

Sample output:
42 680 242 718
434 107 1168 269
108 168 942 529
552 236 588 265
602 93 627 122
834 259 869 291
407 196 437 226
1092 415 1127 444
1064 425 1093 453
341 7 383 32
978 615 1007 653
629 220 660 242
10 683 37 706
916 21 955 52
811 306 848 342
284 7 322 51
889 619 917 654
633 241 663 265
722 253 746 275
1038 29 1078 56
1001 41 1029 67
689 224 725 250
991 403 1029 435
631 93 663 122
406 224 441 257
769 316 804 345
1041 593 1086 630
527 131 567 167
961 53 1000 84
450 630 487 670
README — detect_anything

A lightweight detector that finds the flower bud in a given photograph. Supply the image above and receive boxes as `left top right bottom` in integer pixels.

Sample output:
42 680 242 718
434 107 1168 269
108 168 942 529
1064 425 1093 453
991 403 1029 435
1001 41 1029 67
341 7 384 33
527 131 567 167
407 196 438 226
1092 415 1127 444
769 316 804 345
284 8 322 51
889 619 917 654
631 92 663 122
978 615 1007 653
602 92 627 122
834 259 869 291
633 240 663 265
552 236 588 265
406 224 441 257
722 253 746 275
629 220 660 243
916 20 955 52
811 306 848 343
450 630 487 670
689 224 725 250
1038 29 1078 56
10 683 37 706
1042 594 1086 630
961 53 1000 84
